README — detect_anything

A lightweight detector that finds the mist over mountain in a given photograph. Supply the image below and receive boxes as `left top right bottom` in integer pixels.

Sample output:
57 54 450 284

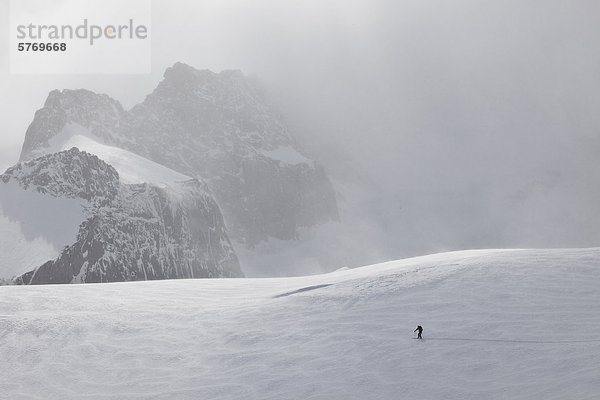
7 55 600 280
21 63 339 247
3 1 600 273
1 63 345 280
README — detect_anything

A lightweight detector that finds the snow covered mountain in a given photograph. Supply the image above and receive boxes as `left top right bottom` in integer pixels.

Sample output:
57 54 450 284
20 62 339 248
1 148 241 283
2 248 599 398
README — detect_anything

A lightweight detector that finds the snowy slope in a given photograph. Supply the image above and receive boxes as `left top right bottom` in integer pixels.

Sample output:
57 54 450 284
42 124 191 186
1 248 599 399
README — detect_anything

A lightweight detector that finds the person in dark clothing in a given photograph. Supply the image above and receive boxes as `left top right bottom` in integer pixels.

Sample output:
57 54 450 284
414 325 423 339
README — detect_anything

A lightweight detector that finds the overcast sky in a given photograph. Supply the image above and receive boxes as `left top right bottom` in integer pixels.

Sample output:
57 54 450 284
1 0 600 260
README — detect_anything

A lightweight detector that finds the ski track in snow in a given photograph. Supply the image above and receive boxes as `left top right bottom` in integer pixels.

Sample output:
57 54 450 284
1 248 600 399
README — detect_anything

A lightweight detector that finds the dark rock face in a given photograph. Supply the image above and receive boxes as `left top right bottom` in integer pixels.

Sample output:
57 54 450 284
5 147 119 202
7 148 242 284
20 89 126 159
20 63 339 247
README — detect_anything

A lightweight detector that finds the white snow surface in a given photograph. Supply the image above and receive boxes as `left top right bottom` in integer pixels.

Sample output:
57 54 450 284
1 248 600 399
47 124 191 186
0 180 87 278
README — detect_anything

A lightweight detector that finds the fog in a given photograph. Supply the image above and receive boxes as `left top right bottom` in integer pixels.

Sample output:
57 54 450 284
1 0 600 267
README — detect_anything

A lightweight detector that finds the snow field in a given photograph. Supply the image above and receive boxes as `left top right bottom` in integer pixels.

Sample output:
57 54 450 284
1 248 599 399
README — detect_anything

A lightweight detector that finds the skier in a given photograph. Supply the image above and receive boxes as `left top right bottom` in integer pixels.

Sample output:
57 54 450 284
414 325 423 339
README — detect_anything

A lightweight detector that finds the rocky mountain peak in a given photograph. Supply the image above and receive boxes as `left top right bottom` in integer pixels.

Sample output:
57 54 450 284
20 89 126 162
17 62 338 250
4 147 120 201
3 148 242 284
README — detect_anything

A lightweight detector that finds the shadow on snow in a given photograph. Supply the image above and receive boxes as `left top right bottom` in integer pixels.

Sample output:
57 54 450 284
273 284 333 298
